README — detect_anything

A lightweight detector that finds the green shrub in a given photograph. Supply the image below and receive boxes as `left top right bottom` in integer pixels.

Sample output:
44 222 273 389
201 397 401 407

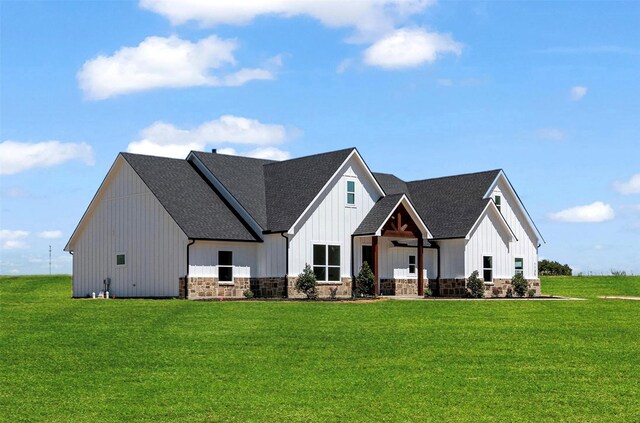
527 288 536 298
243 289 254 299
295 264 318 299
512 273 529 297
355 262 375 297
505 287 513 298
424 288 433 298
467 270 485 298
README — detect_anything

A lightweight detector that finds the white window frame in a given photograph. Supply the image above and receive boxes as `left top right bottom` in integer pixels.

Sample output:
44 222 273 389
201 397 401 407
408 255 416 275
218 250 234 284
483 255 493 283
515 257 524 276
313 244 341 283
346 179 356 207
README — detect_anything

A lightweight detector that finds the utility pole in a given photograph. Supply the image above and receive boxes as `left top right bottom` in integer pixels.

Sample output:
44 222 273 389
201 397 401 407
49 245 52 275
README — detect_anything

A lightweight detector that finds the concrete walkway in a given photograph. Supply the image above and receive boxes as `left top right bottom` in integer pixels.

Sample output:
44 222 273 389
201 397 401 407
599 296 640 301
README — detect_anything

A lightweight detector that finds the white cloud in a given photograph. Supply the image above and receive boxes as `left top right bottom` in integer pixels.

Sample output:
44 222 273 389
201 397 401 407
549 201 615 223
535 128 565 141
127 115 295 159
140 0 434 41
0 230 30 250
363 28 462 69
0 140 94 175
614 173 640 195
78 35 278 100
37 230 63 239
570 86 587 101
212 146 290 161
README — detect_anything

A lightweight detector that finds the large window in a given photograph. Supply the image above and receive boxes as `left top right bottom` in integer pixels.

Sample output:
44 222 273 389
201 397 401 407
483 256 493 282
408 255 416 275
313 244 341 282
494 195 502 212
218 251 233 282
515 258 524 276
346 180 355 205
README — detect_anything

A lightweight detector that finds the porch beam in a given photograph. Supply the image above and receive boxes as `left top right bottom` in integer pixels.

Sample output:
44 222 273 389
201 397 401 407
418 237 424 296
373 236 379 296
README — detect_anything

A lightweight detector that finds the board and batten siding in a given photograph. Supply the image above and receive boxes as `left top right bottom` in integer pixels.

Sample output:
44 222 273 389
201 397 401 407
438 239 466 279
70 158 188 297
288 158 382 277
464 182 539 280
188 235 285 278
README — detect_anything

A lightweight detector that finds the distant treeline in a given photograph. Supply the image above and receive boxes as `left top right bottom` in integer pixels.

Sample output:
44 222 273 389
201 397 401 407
538 259 572 276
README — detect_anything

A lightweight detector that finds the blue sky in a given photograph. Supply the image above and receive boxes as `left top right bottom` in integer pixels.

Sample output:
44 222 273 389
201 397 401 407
1 0 639 275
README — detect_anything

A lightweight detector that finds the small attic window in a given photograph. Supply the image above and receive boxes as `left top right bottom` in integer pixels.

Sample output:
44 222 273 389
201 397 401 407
494 195 502 212
346 180 356 205
116 254 126 266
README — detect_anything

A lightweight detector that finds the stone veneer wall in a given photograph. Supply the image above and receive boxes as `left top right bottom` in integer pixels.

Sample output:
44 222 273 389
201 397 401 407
287 277 352 298
486 278 541 297
439 279 467 297
250 277 287 298
181 276 250 299
380 279 420 296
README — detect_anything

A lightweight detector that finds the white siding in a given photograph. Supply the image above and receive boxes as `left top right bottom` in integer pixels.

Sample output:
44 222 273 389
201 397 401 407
189 235 285 278
288 157 382 277
464 180 539 279
71 158 188 297
438 239 466 279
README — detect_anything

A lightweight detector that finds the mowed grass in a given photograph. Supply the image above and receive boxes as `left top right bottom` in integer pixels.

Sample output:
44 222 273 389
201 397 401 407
1 276 640 422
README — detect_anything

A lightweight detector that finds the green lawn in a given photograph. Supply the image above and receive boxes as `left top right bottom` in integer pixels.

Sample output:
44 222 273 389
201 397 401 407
1 276 639 422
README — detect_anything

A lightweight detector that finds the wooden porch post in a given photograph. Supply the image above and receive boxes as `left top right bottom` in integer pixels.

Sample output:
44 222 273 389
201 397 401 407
373 236 379 296
417 237 424 296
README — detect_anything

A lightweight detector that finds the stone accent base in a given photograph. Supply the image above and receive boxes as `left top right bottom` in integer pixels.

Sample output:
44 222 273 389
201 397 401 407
380 279 420 296
183 276 250 299
287 277 352 298
439 279 467 297
486 278 541 297
250 277 287 298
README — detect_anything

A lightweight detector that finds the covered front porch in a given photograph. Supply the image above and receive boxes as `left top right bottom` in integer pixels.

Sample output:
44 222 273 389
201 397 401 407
352 194 436 297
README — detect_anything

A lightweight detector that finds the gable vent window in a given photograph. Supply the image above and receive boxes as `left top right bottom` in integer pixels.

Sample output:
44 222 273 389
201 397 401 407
483 256 493 282
346 180 356 205
515 258 524 276
218 251 233 282
495 195 502 212
408 255 416 275
116 254 126 266
313 244 341 282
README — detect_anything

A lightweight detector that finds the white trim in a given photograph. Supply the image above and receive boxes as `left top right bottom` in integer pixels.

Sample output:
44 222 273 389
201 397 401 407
465 201 517 242
484 170 544 243
288 149 385 235
188 152 264 240
373 194 433 239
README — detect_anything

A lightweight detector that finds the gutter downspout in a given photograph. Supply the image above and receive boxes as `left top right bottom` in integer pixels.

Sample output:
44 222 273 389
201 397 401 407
280 232 289 298
185 239 195 299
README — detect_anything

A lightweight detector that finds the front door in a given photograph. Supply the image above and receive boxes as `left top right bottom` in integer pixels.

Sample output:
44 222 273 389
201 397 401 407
362 245 373 271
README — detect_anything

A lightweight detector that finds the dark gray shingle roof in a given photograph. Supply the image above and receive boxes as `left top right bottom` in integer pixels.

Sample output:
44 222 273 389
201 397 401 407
191 151 274 228
264 148 355 232
406 169 501 238
353 193 405 236
121 153 260 241
373 172 409 195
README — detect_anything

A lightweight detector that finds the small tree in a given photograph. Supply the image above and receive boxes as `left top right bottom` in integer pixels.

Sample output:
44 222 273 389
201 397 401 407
355 262 375 297
295 264 318 299
512 273 529 297
467 270 485 298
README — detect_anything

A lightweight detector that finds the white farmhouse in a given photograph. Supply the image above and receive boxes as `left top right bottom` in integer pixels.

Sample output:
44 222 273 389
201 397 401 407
65 148 543 298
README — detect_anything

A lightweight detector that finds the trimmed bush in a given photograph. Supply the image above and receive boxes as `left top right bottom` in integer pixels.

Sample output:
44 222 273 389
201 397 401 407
355 262 375 297
512 273 529 297
295 264 318 299
527 288 536 298
243 289 254 299
467 270 485 298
